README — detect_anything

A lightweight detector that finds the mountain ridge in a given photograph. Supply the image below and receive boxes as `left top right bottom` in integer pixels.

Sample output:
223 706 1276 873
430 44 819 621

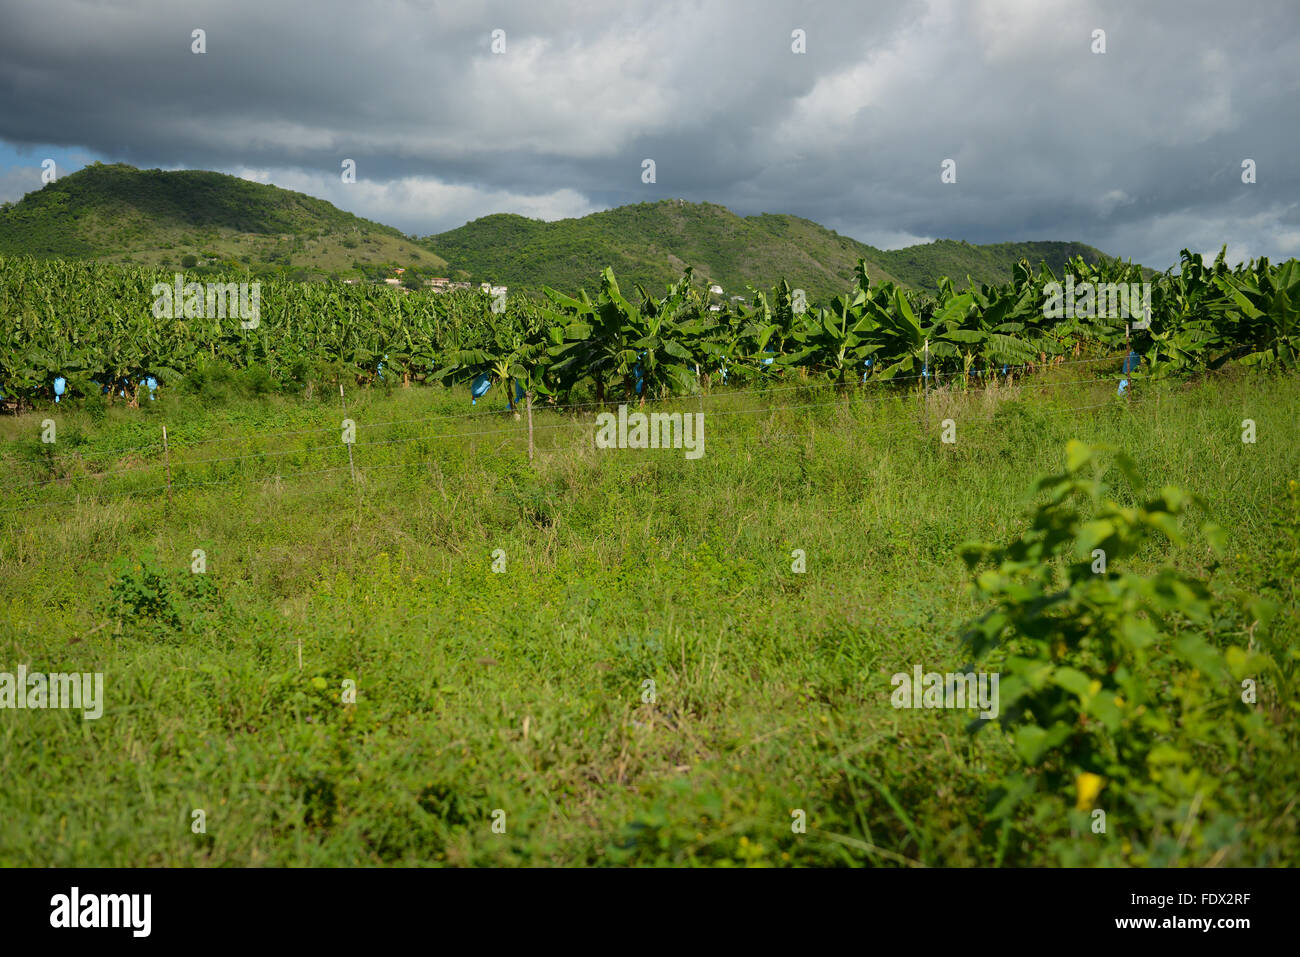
425 199 1116 298
0 164 1121 294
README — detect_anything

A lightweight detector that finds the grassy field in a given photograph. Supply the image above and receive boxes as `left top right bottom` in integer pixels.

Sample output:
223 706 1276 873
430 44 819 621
1 365 1297 866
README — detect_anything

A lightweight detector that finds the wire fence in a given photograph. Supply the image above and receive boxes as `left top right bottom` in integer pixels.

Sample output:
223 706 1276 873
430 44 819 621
1 352 1145 517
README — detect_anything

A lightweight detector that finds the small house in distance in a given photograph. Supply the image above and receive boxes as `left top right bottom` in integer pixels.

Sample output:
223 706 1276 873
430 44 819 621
709 284 723 295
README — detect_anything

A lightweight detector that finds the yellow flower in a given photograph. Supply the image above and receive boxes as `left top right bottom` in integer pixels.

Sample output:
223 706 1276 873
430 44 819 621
1075 772 1105 810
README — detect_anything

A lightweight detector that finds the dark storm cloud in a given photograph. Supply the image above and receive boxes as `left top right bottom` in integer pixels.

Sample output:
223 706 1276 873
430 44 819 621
1 0 1297 268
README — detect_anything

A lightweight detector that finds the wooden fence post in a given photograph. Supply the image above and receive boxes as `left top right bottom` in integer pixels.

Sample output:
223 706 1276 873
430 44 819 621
340 382 356 485
1124 323 1132 402
526 390 534 463
922 338 931 432
162 424 173 504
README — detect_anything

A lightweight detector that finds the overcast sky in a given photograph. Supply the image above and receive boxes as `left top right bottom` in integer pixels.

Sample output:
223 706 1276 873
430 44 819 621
1 0 1296 270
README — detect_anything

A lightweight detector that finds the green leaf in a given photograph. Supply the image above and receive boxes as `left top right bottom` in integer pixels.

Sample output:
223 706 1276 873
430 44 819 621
1119 616 1160 652
893 289 922 341
1201 521 1228 555
1065 440 1092 473
1142 510 1184 545
1086 692 1124 732
986 773 1037 820
1146 744 1190 766
1052 667 1093 697
1172 634 1224 676
1013 724 1049 764
1076 519 1115 557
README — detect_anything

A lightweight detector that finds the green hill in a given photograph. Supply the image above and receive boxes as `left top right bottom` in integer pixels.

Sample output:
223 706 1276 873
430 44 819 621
0 162 445 279
425 201 909 301
424 200 1117 298
0 164 1121 294
875 238 1132 291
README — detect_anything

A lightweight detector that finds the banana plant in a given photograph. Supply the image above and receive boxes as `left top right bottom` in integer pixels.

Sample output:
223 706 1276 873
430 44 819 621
1212 256 1300 369
4 249 1300 408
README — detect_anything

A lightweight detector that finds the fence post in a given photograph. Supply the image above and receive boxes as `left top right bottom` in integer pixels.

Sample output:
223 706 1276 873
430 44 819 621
340 382 356 484
162 424 173 504
1124 323 1132 402
526 390 534 463
922 338 931 432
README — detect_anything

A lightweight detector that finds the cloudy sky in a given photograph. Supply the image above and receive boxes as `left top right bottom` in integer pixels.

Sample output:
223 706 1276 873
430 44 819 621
1 0 1296 270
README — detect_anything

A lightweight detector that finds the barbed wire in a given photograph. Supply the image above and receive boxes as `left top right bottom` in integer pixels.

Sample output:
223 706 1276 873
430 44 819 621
0 365 1158 511
12 372 1138 493
4 351 1132 457
0 383 1143 497
12 369 1129 491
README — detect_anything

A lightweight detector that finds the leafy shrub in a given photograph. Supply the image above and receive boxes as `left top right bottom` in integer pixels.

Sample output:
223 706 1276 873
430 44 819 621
1228 478 1300 719
495 455 553 528
959 441 1286 864
266 669 363 731
105 549 221 640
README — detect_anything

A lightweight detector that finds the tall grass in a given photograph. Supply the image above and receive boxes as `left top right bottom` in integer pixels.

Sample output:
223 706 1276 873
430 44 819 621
1 370 1296 866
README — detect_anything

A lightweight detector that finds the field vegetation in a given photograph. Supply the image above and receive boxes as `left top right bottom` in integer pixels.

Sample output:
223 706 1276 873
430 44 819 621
1 241 1297 866
1 359 1296 865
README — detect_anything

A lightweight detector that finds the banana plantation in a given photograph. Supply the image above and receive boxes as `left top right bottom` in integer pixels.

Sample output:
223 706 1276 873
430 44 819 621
1 247 1296 410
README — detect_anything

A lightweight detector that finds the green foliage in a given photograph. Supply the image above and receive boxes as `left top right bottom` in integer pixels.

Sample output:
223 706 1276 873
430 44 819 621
2 247 1297 411
959 441 1286 864
1 372 1298 866
105 549 221 640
